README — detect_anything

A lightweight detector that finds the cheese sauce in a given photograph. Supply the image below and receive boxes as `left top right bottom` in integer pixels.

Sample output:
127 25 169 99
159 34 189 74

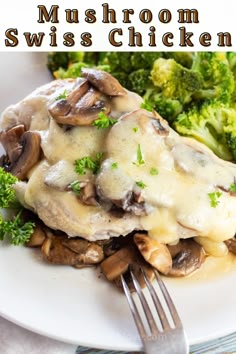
97 109 236 247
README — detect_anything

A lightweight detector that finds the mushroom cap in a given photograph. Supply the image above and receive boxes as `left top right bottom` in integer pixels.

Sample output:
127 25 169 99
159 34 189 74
134 233 172 275
167 239 206 277
10 131 41 180
225 237 236 254
81 68 127 96
0 124 25 163
41 231 104 266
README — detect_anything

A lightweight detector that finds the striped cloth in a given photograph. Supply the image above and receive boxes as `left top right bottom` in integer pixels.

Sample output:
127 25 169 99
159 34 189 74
76 332 236 353
0 315 236 354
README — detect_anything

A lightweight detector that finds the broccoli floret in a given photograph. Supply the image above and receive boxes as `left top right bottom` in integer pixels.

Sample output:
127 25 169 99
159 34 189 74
192 52 235 103
67 52 85 64
47 52 71 74
223 111 236 160
226 52 236 103
83 52 100 65
130 52 163 70
54 62 89 79
112 72 129 89
47 52 85 75
151 58 203 105
127 69 152 95
164 52 194 68
99 52 132 73
143 89 183 122
174 102 236 161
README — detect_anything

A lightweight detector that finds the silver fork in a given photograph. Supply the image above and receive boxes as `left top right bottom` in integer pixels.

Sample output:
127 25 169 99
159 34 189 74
121 266 189 354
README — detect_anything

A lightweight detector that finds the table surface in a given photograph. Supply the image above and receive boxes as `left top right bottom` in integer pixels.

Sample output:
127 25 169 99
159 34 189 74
0 316 236 354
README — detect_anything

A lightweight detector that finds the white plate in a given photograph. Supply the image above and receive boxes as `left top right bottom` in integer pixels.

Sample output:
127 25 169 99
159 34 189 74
0 53 236 351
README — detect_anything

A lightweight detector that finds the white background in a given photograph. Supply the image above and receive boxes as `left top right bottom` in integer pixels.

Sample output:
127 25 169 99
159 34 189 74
0 0 235 51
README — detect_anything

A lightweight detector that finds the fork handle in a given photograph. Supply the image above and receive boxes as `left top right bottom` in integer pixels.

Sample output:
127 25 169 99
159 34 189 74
143 334 188 354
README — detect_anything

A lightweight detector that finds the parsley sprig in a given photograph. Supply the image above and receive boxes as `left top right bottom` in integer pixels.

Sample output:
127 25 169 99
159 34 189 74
133 144 145 166
0 167 18 208
0 168 35 245
55 89 68 101
111 162 118 169
70 181 81 195
0 212 35 245
74 152 103 175
229 183 236 193
93 111 116 129
150 167 158 175
208 191 222 208
136 181 147 189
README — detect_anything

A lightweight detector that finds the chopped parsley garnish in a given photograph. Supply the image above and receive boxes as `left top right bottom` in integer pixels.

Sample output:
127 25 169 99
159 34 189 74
150 167 159 175
208 191 222 208
111 162 118 169
74 153 103 175
140 99 153 112
55 89 68 100
133 144 145 166
136 181 147 189
93 111 116 129
70 181 81 195
133 127 138 133
229 183 236 193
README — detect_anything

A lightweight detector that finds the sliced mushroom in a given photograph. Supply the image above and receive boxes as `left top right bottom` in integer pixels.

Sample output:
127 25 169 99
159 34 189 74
134 233 172 275
167 239 205 277
10 131 41 180
49 87 111 126
225 237 236 254
100 241 155 291
81 68 127 96
68 180 98 206
26 224 46 247
48 79 89 121
113 261 155 292
66 79 90 105
0 125 25 163
0 154 9 168
112 190 148 216
62 238 104 264
80 181 98 206
41 233 104 266
100 246 136 281
152 118 169 137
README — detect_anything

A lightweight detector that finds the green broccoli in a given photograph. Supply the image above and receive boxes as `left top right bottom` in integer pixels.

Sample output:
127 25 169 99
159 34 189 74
191 52 235 103
130 52 162 70
151 58 203 105
226 52 236 103
164 52 194 68
174 102 236 161
54 62 90 79
143 89 183 121
99 52 132 73
127 69 152 95
112 72 129 89
47 52 85 75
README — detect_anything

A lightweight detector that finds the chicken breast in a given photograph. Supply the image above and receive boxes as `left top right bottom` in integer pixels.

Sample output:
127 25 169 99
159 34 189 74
1 74 143 241
96 109 236 245
2 73 236 250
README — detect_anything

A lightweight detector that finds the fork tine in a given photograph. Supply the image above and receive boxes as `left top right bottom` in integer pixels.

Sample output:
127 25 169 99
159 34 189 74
141 267 171 330
154 269 182 328
120 274 147 338
130 269 159 335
